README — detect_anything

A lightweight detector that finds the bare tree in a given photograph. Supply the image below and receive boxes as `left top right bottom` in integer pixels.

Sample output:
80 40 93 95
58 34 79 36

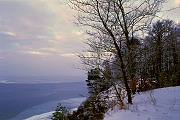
69 0 166 104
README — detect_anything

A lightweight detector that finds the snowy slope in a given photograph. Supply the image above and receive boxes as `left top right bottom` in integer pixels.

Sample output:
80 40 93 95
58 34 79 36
104 86 180 120
24 87 180 120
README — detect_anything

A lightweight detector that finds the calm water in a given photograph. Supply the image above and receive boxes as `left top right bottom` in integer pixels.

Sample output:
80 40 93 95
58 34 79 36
0 82 88 120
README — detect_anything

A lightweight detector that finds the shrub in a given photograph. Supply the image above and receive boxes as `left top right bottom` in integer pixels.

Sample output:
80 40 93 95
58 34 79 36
52 103 69 120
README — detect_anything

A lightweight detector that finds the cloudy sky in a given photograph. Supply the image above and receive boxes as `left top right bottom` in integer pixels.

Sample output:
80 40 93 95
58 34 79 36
0 0 180 80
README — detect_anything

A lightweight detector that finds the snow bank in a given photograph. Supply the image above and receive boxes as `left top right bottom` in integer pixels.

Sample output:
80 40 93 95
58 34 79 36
105 86 180 120
25 111 54 120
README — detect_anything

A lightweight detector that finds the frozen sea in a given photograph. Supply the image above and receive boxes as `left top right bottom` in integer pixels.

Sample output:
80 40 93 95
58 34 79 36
0 76 88 120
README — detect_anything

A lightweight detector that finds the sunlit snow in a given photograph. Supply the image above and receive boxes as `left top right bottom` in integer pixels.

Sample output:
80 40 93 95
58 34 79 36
105 86 180 120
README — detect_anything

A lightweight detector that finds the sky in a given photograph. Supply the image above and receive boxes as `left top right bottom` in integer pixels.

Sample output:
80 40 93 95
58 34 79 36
0 0 86 78
0 0 180 80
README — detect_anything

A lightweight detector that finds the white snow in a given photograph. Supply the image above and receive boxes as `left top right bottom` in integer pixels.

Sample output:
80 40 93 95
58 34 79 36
24 87 180 120
104 86 180 120
25 111 54 120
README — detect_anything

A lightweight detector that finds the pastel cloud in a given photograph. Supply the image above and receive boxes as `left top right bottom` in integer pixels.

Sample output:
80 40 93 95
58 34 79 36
0 0 82 54
0 0 84 77
0 0 179 77
175 0 180 5
1 31 16 36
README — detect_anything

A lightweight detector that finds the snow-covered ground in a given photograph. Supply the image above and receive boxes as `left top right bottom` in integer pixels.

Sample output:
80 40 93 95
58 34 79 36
24 86 180 120
104 86 180 120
